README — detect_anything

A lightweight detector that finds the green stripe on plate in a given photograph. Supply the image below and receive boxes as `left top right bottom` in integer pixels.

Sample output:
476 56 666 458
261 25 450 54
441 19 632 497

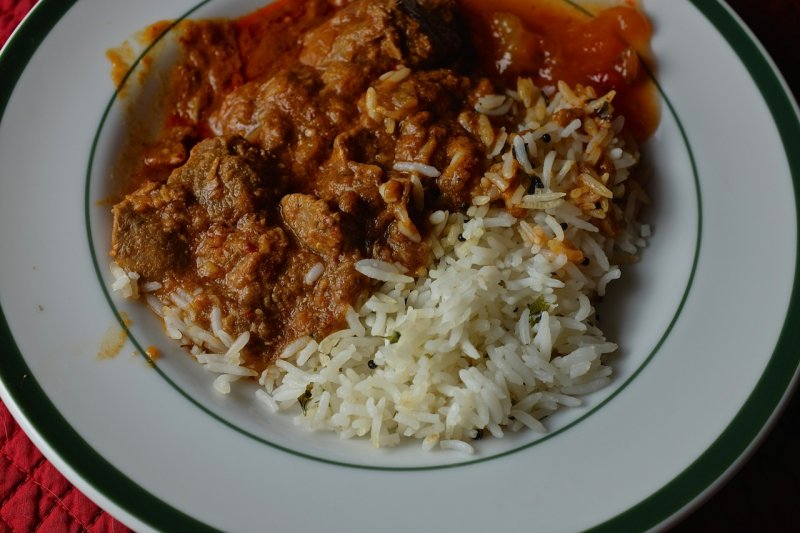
0 1 74 120
588 0 800 530
0 306 219 532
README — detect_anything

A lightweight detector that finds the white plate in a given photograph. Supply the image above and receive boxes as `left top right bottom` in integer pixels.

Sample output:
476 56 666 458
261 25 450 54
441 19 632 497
1 0 798 530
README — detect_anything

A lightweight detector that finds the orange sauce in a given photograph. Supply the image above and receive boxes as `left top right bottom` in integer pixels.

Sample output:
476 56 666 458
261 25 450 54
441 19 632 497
106 43 134 89
145 346 161 361
459 0 660 140
98 313 131 360
138 20 172 45
106 21 173 89
235 0 337 80
232 0 660 139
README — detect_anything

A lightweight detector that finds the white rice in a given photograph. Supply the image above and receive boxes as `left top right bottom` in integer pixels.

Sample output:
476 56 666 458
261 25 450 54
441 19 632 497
111 78 649 453
354 259 414 284
475 94 514 116
110 263 139 299
303 262 324 285
393 161 441 178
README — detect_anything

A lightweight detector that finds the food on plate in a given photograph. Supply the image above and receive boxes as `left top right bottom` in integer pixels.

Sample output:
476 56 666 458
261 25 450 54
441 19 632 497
109 0 657 451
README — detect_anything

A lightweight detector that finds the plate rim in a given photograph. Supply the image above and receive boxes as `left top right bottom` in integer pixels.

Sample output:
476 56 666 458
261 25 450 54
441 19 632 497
0 0 798 531
588 1 800 529
0 1 218 530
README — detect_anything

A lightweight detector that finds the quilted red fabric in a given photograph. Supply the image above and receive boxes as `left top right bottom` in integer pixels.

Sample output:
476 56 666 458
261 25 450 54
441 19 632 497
0 0 35 46
1 5 130 532
0 403 130 533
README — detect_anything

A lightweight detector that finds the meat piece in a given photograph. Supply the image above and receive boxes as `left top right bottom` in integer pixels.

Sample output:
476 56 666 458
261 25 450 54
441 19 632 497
299 0 464 72
170 21 243 127
195 215 289 306
280 194 343 257
317 160 385 214
299 0 403 70
213 65 350 180
396 0 465 67
306 256 368 330
237 0 336 79
167 137 273 224
208 81 261 140
268 250 325 337
254 67 329 157
142 139 187 169
331 126 395 168
110 182 191 280
373 220 431 274
314 127 390 211
273 255 369 342
374 70 472 125
436 136 483 209
109 0 508 368
395 112 444 163
319 62 375 100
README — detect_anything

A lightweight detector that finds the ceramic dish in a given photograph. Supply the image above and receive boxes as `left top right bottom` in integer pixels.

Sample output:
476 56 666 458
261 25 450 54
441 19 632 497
1 0 798 530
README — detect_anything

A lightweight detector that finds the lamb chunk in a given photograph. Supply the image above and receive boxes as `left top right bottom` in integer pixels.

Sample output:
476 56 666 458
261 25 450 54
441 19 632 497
268 250 325 334
142 139 187 169
299 0 464 72
371 70 472 128
275 255 369 342
167 137 271 223
196 157 257 223
213 67 328 154
314 127 389 211
299 0 401 70
331 126 395 168
396 0 465 68
436 136 483 209
236 0 336 80
254 66 338 175
394 112 445 163
280 194 344 257
212 65 346 178
195 215 289 306
306 256 368 330
319 62 375 100
373 220 431 274
110 183 191 280
208 81 261 140
170 21 243 127
312 256 367 313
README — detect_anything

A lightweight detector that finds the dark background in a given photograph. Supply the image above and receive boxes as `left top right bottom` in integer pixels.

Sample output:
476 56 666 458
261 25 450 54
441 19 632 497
675 1 800 531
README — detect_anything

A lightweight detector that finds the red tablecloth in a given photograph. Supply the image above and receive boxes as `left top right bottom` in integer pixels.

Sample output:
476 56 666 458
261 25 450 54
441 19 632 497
0 0 34 45
1 1 799 532
0 403 129 532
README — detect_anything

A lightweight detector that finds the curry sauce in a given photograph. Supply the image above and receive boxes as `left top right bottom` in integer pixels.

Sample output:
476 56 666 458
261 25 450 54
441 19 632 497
110 0 657 371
